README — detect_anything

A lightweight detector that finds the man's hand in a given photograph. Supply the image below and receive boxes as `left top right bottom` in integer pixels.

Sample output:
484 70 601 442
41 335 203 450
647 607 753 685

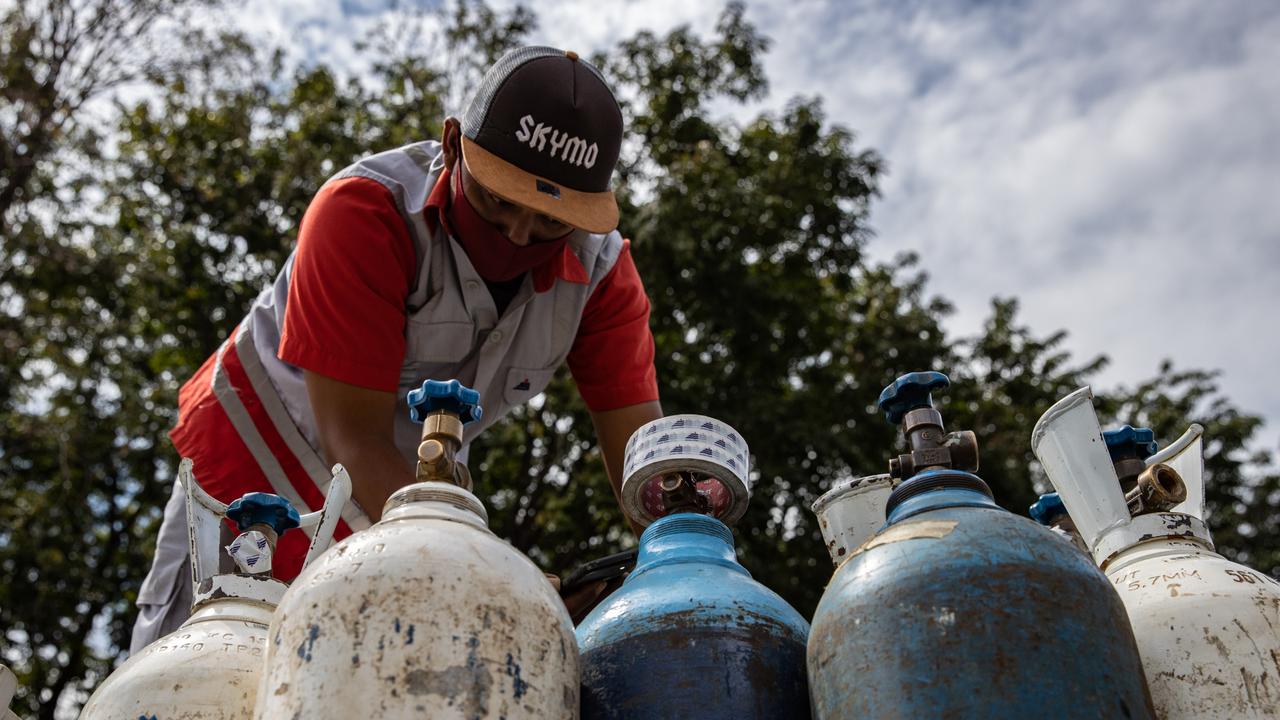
305 370 416 522
589 400 663 537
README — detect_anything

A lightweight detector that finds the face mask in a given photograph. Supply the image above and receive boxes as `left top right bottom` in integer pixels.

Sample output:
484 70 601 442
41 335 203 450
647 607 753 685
446 161 571 282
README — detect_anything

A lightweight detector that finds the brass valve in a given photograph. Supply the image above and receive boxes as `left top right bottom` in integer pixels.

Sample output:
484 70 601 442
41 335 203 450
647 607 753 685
416 410 473 490
1124 463 1186 516
407 379 482 490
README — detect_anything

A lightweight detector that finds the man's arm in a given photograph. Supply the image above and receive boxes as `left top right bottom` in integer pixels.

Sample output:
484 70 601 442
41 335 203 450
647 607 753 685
304 370 416 523
589 400 663 537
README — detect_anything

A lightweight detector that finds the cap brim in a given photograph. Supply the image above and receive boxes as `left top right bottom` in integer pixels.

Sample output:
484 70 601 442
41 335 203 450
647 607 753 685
462 136 618 234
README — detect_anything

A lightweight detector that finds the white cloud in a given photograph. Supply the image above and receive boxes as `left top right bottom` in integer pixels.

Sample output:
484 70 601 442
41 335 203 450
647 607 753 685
741 0 1280 446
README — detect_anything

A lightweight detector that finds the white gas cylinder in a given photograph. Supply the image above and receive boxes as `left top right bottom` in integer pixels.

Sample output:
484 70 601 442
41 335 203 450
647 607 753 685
254 481 579 719
255 378 578 719
811 473 896 565
80 459 349 719
1034 388 1280 719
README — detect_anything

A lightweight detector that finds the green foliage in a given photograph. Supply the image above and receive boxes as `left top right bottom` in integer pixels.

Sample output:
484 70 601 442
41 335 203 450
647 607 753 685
2 1 1277 716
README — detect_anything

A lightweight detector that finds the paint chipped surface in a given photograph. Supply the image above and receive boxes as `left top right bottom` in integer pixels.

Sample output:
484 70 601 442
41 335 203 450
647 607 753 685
852 519 957 555
505 653 529 699
809 506 1155 718
296 624 320 662
255 513 578 718
1109 544 1280 718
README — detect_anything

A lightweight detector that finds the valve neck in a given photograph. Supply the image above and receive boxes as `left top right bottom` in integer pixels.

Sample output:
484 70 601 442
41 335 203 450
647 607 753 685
656 472 712 516
1104 425 1158 493
629 513 746 581
382 481 489 528
416 409 471 488
241 523 280 551
878 372 980 481
885 470 998 524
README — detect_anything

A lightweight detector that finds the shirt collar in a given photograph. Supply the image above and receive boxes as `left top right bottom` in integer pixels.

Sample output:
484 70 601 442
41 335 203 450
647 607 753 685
424 165 453 235
423 168 589 294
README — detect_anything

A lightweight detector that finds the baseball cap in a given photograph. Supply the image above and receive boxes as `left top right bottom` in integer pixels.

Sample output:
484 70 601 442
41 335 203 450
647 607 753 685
460 46 623 234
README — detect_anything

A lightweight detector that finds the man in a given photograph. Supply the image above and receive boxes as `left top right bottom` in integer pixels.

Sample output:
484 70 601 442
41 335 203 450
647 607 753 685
131 46 662 651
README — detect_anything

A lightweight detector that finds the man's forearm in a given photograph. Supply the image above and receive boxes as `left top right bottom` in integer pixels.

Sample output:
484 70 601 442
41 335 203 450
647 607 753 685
589 400 664 537
323 438 416 523
303 370 413 523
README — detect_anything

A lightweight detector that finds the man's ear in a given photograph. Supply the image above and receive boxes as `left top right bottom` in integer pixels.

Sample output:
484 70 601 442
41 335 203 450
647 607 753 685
441 117 461 169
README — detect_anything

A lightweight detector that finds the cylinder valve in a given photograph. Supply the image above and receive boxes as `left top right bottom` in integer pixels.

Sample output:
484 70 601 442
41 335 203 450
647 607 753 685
407 379 482 490
1103 425 1186 516
225 492 302 575
877 371 979 480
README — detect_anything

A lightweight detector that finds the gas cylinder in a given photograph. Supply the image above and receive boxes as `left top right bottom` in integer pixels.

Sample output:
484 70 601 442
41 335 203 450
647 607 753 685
577 414 810 719
1033 388 1280 718
808 371 1154 719
80 459 349 719
811 473 897 565
255 379 578 719
2 664 20 720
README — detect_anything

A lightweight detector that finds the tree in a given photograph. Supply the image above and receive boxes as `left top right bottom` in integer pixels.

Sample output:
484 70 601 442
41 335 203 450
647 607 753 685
0 2 535 714
0 2 237 717
0 0 227 235
945 297 1108 515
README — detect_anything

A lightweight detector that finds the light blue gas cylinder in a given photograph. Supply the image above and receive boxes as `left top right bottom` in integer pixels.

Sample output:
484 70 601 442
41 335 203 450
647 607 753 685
576 415 810 719
806 371 1155 719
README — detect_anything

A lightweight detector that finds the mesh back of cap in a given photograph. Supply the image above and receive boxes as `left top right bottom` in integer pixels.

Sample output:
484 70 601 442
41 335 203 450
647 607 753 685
462 46 612 138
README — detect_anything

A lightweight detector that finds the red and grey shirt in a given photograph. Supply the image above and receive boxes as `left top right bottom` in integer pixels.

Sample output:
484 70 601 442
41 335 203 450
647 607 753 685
168 141 658 580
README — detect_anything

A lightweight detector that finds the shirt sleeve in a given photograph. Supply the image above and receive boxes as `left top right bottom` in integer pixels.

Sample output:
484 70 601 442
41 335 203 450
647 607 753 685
278 177 415 392
568 240 660 411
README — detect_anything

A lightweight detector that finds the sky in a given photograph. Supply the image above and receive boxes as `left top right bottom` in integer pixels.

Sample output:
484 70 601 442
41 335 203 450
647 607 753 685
226 0 1280 452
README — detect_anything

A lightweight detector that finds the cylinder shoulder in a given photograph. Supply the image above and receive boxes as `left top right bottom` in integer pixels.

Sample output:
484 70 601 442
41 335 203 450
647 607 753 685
825 505 1104 597
578 560 808 650
1108 549 1280 624
81 620 266 718
285 515 543 596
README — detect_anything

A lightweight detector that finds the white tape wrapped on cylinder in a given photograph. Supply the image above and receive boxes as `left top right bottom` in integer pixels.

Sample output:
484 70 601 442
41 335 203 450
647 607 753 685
621 414 751 527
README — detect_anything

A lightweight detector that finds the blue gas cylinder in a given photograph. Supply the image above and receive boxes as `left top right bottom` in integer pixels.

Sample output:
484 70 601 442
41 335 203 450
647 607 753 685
807 371 1154 719
576 512 810 719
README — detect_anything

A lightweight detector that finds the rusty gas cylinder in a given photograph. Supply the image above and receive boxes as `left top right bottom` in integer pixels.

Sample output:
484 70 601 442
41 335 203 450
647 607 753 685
808 372 1154 719
254 380 578 719
577 415 810 719
80 460 347 719
1035 392 1280 719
